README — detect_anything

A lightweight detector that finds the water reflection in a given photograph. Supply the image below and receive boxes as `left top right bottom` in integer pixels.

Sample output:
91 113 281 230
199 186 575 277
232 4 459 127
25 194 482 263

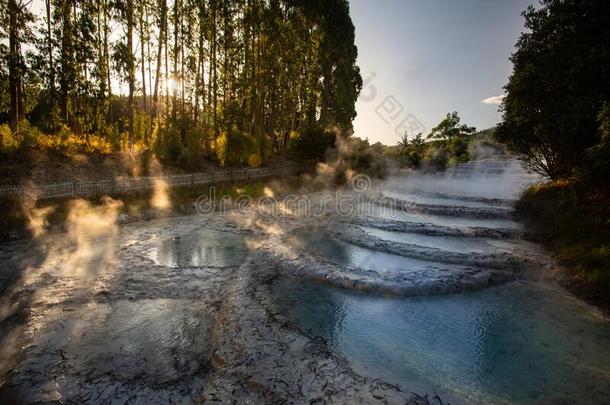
272 279 610 404
150 229 249 267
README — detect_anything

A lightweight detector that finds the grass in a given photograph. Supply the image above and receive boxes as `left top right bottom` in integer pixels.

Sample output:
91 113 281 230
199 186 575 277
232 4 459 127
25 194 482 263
516 180 610 312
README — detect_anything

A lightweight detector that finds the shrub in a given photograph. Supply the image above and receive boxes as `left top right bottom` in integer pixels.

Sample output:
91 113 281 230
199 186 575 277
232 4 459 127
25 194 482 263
216 124 258 167
287 127 335 161
422 145 449 171
0 124 18 153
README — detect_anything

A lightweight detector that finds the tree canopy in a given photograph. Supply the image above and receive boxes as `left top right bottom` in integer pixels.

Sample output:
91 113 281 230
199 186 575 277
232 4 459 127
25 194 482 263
427 111 476 141
496 0 610 179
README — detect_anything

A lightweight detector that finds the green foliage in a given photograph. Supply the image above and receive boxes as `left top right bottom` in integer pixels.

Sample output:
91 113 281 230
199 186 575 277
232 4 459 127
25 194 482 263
315 136 388 184
517 181 610 310
0 120 112 155
496 0 610 179
427 111 476 140
584 104 610 188
388 112 477 171
340 137 388 179
0 123 17 151
154 119 186 164
397 133 425 168
287 127 336 162
422 144 449 171
446 136 470 163
216 125 258 167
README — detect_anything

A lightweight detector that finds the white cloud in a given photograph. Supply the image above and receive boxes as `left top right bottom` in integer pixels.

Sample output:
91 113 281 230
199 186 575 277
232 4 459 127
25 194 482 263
481 94 505 105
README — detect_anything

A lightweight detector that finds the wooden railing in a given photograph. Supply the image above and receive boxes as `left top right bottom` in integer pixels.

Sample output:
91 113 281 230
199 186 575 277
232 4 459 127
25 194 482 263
0 164 309 200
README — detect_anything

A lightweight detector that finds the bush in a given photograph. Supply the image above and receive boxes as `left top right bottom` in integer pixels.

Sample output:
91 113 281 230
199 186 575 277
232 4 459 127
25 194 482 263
584 104 610 189
516 181 610 310
287 127 335 161
154 120 186 163
216 124 258 167
446 136 470 163
422 144 449 171
0 124 18 153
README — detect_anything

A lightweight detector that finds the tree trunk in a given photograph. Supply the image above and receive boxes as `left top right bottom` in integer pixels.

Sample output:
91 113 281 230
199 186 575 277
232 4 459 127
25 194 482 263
194 3 205 124
172 0 179 118
152 0 166 118
103 0 112 122
139 3 147 112
180 0 185 115
60 0 74 126
127 0 135 149
8 0 19 131
212 0 218 142
45 0 55 104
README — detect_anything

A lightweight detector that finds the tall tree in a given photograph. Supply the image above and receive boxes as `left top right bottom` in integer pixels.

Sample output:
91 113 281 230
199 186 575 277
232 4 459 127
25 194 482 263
58 0 75 125
126 0 135 148
152 0 166 117
139 0 147 112
45 0 55 108
497 0 610 179
7 0 20 130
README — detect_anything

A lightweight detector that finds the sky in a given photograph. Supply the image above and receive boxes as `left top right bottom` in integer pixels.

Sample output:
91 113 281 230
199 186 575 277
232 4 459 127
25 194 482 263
349 0 535 145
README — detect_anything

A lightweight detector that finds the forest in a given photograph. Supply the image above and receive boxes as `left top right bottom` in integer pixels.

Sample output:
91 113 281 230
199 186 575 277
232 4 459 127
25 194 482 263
0 0 362 167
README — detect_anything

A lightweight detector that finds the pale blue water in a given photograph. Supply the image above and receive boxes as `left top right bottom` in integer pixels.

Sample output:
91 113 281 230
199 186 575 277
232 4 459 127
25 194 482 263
355 201 519 230
289 229 461 275
363 226 521 254
382 190 511 209
272 279 610 404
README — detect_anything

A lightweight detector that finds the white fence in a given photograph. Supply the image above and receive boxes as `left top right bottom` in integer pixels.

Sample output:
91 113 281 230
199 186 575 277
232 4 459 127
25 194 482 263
0 164 308 200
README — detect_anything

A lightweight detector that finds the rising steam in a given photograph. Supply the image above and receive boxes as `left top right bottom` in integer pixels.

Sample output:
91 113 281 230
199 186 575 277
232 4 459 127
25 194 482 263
21 185 55 238
149 158 172 211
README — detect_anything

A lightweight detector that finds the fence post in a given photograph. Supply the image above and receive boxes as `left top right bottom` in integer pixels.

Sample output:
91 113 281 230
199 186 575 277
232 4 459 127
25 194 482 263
191 174 195 186
72 181 76 196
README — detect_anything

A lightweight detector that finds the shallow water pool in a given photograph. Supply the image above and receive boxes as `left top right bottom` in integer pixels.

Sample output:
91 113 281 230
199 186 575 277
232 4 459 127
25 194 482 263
272 279 610 404
362 226 521 254
149 229 250 267
355 201 519 230
290 229 464 275
382 190 511 209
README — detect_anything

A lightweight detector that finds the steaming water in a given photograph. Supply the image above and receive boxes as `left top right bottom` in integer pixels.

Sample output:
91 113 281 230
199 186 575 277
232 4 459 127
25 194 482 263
1 158 608 403
271 279 610 405
0 217 247 401
363 226 522 254
271 158 610 404
382 190 511 208
355 200 519 229
149 228 250 267
290 229 466 275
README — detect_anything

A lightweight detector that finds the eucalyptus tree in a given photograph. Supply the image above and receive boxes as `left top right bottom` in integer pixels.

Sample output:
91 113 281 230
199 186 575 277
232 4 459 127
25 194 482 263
0 0 363 164
4 0 35 131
